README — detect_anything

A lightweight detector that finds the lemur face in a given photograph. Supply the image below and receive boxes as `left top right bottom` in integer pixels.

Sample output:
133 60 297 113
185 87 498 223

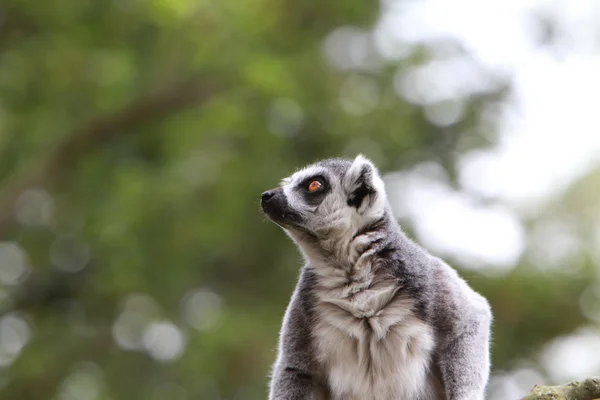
261 155 388 239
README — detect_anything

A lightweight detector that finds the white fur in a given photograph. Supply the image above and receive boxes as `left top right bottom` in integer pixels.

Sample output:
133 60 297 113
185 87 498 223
311 235 439 400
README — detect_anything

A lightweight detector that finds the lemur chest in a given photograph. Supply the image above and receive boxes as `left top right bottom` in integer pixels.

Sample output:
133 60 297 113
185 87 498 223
312 282 437 400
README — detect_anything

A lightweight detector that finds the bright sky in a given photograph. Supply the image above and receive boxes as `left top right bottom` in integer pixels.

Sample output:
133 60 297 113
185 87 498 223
376 0 600 270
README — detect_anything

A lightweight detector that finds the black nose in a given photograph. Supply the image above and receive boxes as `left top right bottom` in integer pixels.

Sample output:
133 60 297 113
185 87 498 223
261 190 276 203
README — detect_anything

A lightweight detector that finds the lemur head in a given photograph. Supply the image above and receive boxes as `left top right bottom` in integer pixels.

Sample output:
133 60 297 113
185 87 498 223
261 155 388 261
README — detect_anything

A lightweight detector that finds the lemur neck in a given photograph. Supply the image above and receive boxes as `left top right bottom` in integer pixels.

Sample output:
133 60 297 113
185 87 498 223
306 212 399 286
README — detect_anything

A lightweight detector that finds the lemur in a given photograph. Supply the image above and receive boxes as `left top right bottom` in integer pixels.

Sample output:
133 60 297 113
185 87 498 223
261 155 492 400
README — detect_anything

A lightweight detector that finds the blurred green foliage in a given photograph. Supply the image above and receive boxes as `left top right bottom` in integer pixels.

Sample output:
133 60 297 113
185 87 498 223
0 0 597 399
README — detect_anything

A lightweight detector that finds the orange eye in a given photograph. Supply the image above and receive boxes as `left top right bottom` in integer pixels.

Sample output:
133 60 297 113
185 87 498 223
308 180 323 192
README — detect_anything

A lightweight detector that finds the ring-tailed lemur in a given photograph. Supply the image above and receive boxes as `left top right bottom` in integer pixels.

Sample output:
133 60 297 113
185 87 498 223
261 155 492 400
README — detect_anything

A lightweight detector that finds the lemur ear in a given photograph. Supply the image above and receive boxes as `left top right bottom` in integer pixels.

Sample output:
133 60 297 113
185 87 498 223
344 154 387 214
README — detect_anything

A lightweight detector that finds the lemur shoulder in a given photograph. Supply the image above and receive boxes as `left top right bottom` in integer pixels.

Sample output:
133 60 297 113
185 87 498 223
261 155 492 400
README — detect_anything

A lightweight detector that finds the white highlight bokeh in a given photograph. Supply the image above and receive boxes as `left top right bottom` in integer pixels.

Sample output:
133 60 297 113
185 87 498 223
541 327 600 382
50 235 91 273
385 164 524 271
143 321 186 362
57 361 104 400
0 314 31 367
14 189 54 227
112 293 160 351
380 0 600 210
0 242 30 285
375 0 600 276
180 288 222 332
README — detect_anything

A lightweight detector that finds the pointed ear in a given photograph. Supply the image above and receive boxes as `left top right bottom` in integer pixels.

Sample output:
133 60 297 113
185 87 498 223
344 155 387 214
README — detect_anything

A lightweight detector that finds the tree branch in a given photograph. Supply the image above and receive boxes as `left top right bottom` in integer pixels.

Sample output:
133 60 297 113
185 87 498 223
0 76 219 236
523 377 600 400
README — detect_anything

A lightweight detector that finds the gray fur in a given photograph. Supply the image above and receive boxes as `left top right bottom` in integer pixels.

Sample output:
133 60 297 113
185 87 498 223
261 155 492 400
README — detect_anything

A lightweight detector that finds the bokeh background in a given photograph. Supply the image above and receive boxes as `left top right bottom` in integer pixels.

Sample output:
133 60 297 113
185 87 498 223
1 0 600 399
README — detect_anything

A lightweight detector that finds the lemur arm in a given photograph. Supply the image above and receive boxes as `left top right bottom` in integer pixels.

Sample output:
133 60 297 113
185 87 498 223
269 271 321 400
433 263 493 400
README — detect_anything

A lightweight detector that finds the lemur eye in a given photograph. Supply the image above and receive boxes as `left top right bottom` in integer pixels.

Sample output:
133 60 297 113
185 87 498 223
307 180 323 192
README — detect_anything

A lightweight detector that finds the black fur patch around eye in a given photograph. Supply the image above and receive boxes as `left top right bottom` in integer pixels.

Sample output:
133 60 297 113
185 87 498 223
295 175 331 206
347 165 375 208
